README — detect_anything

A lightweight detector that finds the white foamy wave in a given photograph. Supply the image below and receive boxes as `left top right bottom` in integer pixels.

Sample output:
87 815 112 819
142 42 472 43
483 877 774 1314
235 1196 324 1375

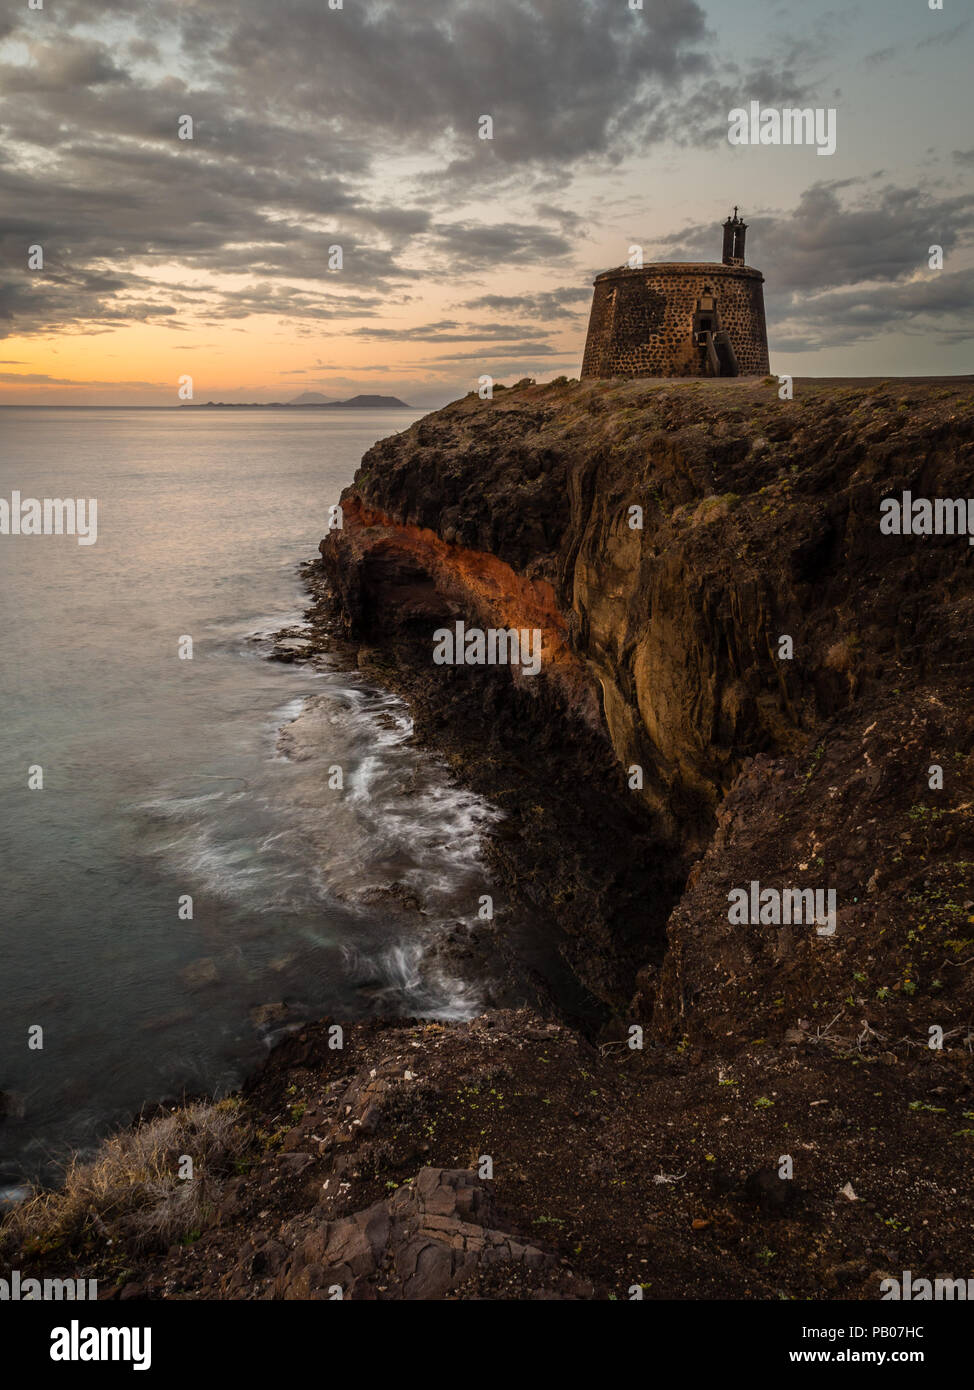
132 661 499 1020
341 939 479 1022
139 789 227 817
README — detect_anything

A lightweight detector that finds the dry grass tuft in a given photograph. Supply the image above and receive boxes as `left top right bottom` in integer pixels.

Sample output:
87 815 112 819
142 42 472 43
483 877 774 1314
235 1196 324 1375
1 1098 253 1260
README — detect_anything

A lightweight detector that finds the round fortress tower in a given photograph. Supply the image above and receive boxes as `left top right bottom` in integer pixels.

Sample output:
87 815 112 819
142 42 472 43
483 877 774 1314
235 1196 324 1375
580 211 770 379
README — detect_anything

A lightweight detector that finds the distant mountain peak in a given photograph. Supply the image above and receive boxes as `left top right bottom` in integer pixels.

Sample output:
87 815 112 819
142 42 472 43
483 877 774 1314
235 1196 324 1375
286 391 412 408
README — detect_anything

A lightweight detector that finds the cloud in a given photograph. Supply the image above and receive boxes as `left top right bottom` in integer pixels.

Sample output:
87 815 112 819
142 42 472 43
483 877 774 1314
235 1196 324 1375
772 270 974 352
0 371 163 386
423 220 576 268
916 19 971 48
0 38 129 92
761 184 974 295
674 60 821 146
420 342 564 362
659 181 974 352
863 47 898 68
460 288 590 319
351 319 552 343
662 181 974 288
0 0 717 340
201 0 712 165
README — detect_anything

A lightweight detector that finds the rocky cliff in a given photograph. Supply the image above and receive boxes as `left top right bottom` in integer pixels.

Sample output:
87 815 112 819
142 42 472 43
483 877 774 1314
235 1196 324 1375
321 375 974 1050
6 375 973 1302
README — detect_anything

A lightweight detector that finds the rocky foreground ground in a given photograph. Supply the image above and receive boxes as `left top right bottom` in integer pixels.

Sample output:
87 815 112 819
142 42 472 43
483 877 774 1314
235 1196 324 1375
157 1009 974 1299
8 1004 972 1301
3 375 973 1299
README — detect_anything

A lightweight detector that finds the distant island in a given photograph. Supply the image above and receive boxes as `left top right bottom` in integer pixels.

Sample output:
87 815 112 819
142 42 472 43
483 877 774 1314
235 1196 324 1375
180 393 413 409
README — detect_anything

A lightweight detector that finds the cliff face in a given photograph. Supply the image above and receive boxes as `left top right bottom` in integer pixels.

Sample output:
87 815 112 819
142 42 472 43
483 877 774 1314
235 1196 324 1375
322 375 974 1045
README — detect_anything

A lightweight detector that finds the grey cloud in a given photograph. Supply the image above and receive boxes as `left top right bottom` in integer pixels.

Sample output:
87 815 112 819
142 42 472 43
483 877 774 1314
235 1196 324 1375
762 10 854 75
460 289 590 319
206 0 711 165
421 342 564 362
917 19 970 48
0 0 714 292
661 183 974 293
772 270 974 352
533 204 587 235
352 320 551 344
659 182 974 353
192 282 390 323
0 39 129 92
28 0 712 171
0 370 163 385
425 221 575 267
680 61 821 146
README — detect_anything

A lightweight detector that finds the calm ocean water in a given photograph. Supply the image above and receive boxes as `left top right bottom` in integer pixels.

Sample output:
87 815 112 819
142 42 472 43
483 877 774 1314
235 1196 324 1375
0 407 500 1194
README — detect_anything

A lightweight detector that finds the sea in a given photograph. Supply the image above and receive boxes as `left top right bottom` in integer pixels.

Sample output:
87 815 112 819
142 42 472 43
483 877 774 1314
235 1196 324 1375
0 406 503 1196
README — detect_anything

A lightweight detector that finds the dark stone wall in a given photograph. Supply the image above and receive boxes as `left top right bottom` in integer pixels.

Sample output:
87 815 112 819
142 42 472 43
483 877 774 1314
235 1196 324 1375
580 263 770 379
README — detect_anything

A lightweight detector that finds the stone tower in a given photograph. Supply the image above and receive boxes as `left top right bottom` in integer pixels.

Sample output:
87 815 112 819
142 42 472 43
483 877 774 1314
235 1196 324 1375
580 211 770 379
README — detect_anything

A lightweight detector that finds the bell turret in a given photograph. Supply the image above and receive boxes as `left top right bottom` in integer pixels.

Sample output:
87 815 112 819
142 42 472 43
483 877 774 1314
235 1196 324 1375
722 207 747 266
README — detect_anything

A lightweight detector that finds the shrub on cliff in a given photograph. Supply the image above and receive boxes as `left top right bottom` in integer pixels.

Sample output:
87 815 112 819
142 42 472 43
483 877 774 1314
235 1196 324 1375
0 1098 253 1262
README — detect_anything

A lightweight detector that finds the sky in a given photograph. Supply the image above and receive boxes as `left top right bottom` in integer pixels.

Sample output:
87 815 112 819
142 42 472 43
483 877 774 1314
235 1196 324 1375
0 0 972 407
